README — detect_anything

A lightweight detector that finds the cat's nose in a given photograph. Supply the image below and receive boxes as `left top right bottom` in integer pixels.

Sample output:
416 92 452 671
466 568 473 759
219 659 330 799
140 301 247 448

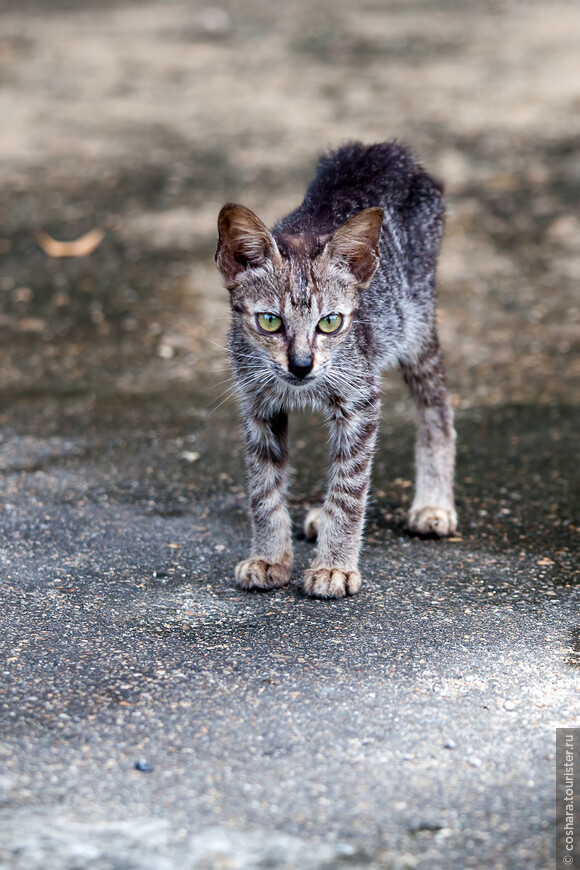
288 355 313 379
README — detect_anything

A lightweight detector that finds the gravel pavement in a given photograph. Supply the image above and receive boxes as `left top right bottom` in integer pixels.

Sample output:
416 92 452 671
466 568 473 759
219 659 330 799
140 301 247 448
0 2 579 868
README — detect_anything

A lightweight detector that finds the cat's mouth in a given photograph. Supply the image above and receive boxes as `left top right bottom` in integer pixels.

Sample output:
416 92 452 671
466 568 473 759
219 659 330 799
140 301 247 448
282 372 314 387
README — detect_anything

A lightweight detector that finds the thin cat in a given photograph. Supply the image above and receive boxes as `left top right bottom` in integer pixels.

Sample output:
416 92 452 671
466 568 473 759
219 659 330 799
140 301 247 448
215 141 457 599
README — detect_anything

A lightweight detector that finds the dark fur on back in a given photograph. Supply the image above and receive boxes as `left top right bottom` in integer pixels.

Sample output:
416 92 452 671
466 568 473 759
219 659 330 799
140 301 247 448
277 141 440 238
274 141 444 300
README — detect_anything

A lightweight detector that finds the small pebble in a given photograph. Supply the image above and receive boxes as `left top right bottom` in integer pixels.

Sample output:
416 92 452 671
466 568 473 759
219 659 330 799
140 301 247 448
503 700 516 711
135 760 154 773
335 843 357 857
443 739 456 750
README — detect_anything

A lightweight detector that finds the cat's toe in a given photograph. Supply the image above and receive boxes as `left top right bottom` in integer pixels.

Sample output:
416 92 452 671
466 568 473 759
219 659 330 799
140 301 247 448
408 506 457 537
302 566 361 599
235 558 291 591
304 507 324 541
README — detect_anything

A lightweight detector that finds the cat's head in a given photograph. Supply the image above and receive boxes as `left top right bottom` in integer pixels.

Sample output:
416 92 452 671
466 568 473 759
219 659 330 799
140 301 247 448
215 203 383 387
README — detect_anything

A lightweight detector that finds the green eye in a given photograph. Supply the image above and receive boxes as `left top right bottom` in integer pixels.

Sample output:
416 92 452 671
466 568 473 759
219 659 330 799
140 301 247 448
317 313 343 334
257 313 283 333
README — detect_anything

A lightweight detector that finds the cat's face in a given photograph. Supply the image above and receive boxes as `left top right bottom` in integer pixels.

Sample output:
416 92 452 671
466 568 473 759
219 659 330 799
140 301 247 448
216 204 383 389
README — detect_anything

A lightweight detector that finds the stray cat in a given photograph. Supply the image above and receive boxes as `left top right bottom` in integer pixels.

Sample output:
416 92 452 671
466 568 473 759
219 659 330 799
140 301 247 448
215 141 456 598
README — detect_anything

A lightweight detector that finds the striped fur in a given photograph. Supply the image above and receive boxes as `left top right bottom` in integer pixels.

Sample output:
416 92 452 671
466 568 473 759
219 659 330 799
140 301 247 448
216 141 457 598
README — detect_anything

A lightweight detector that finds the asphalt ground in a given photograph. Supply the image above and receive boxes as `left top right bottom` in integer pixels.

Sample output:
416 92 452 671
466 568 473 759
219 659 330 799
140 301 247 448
0 1 579 868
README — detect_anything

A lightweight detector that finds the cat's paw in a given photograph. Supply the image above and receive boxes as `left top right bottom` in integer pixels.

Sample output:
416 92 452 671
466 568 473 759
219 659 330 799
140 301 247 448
302 566 361 599
408 506 457 537
304 507 324 541
235 558 291 591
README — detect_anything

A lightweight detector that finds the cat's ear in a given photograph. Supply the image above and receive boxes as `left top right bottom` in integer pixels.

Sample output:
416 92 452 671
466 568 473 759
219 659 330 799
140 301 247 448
328 207 384 287
216 204 280 285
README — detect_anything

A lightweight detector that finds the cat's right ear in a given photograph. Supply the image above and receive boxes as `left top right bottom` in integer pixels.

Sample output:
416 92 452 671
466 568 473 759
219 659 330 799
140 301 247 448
215 204 280 286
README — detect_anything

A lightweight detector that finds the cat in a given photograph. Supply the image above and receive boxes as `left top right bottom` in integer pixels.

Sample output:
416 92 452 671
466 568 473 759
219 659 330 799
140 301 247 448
215 140 457 599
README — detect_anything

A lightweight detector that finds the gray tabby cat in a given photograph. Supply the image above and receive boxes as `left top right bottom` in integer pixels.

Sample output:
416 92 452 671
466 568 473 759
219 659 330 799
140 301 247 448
215 141 456 599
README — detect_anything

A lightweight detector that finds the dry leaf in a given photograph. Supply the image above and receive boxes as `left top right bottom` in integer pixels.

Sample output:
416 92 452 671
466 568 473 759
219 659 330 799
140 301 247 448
35 227 104 258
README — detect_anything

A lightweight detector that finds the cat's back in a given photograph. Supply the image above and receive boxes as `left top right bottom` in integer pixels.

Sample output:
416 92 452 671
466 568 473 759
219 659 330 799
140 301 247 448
274 140 443 240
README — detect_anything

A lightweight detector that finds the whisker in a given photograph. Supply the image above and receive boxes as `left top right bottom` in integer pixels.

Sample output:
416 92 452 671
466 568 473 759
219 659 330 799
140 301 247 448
207 339 230 352
208 370 279 416
208 388 242 415
210 373 259 403
210 376 236 388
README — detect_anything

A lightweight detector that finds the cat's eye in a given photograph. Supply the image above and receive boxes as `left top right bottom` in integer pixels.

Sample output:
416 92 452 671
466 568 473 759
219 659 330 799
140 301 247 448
257 313 283 333
317 313 343 334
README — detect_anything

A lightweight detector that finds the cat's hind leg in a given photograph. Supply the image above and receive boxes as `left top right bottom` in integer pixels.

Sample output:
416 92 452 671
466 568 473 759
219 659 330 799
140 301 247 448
304 506 323 541
400 336 457 537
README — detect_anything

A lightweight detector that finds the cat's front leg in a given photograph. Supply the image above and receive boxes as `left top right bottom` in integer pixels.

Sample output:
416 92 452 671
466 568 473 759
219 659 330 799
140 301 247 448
236 407 293 591
303 391 381 599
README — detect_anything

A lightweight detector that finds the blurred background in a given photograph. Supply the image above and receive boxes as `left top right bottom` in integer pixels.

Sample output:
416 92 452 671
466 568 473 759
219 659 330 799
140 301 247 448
0 0 578 407
0 7 578 862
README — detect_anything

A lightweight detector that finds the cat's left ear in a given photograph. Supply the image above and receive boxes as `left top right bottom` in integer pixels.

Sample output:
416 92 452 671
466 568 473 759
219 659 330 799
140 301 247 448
216 204 281 286
328 207 384 287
